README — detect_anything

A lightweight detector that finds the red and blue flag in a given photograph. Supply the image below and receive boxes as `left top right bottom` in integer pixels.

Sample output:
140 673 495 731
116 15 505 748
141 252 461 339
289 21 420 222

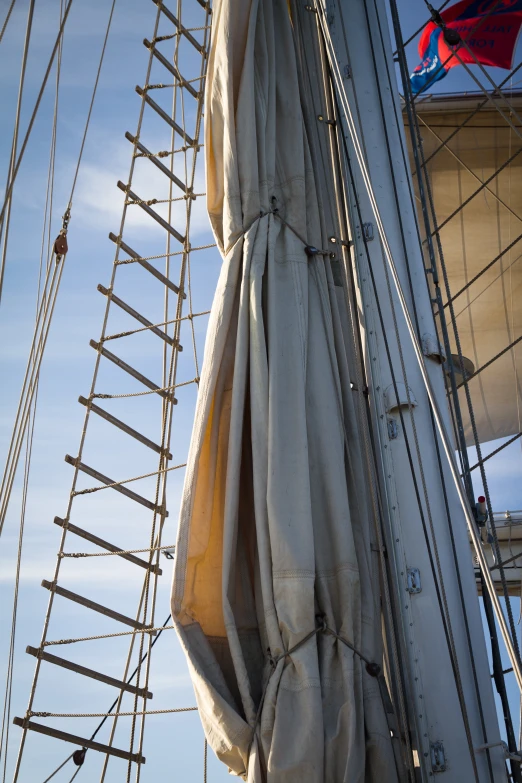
411 0 522 94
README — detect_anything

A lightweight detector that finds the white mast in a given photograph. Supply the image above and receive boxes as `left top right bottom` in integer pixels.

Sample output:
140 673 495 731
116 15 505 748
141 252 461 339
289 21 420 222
324 0 507 779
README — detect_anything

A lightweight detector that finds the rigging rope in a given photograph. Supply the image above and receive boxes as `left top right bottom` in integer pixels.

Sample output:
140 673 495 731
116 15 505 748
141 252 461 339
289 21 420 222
0 4 66 755
405 3 522 676
394 3 522 774
0 0 17 45
0 0 75 245
0 0 36 305
317 5 485 775
38 614 177 783
370 2 499 774
0 0 117 540
295 11 414 774
415 61 522 174
13 3 212 780
385 3 507 775
317 0 522 695
0 406 37 779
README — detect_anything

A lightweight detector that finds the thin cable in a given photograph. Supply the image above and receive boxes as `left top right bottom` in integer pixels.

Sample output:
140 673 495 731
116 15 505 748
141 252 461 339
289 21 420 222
414 62 522 175
0 0 36 305
402 16 522 683
12 11 167 776
0 0 75 244
66 0 117 206
372 1 495 774
410 0 506 98
444 231 522 308
388 2 503 774
0 0 117 540
317 0 522 692
0 0 17 44
38 612 173 783
330 74 472 781
41 753 73 783
468 432 522 473
0 390 38 780
393 0 451 54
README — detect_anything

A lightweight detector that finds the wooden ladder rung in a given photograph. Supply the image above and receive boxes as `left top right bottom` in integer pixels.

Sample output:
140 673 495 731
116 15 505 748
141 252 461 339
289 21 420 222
89 340 177 404
64 454 169 516
53 517 162 575
125 132 191 194
117 179 185 245
109 233 185 298
153 0 206 56
135 87 195 147
26 647 153 699
143 40 199 99
97 284 182 352
13 718 146 764
41 580 157 634
79 393 174 459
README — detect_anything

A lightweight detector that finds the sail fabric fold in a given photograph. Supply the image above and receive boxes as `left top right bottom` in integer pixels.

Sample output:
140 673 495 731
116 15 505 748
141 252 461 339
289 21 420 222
171 1 399 780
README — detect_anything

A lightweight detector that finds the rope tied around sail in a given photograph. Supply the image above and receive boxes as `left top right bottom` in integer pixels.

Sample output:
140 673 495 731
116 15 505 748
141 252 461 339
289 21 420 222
223 199 335 259
245 614 384 773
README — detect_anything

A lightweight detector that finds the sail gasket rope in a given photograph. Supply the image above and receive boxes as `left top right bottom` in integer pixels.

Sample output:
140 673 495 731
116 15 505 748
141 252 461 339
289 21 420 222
245 616 383 776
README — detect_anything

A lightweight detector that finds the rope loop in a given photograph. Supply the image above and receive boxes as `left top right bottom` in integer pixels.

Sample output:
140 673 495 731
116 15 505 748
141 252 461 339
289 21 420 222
245 617 382 774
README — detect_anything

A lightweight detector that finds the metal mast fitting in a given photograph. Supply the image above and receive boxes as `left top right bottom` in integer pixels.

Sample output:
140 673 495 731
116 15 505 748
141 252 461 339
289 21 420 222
322 0 506 779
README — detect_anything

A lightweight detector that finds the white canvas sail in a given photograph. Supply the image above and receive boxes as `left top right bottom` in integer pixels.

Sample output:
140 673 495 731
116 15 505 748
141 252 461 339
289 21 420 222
171 0 398 779
411 93 522 445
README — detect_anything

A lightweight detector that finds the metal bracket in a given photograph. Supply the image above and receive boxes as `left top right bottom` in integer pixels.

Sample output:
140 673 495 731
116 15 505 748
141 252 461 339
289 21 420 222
430 741 446 773
406 567 422 594
387 418 398 440
363 222 374 242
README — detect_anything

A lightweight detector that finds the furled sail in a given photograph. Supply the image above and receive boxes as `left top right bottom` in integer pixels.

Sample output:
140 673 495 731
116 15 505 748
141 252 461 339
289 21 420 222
171 0 399 779
411 93 522 445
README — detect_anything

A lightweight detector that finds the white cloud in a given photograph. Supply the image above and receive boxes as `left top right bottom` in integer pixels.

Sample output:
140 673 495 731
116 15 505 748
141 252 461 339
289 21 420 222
72 134 212 240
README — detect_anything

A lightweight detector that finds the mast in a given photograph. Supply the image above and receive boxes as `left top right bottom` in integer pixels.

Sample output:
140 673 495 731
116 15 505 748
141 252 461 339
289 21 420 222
324 0 507 779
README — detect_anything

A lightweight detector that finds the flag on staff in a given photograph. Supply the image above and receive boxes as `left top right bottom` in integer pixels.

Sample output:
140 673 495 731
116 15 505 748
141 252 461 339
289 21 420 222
410 0 522 94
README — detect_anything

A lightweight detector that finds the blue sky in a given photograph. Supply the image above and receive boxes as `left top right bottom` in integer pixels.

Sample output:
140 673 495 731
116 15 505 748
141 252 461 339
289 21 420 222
0 0 521 781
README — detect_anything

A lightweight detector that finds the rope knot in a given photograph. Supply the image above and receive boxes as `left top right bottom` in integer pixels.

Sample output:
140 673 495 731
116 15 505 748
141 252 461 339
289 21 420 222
365 662 381 678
